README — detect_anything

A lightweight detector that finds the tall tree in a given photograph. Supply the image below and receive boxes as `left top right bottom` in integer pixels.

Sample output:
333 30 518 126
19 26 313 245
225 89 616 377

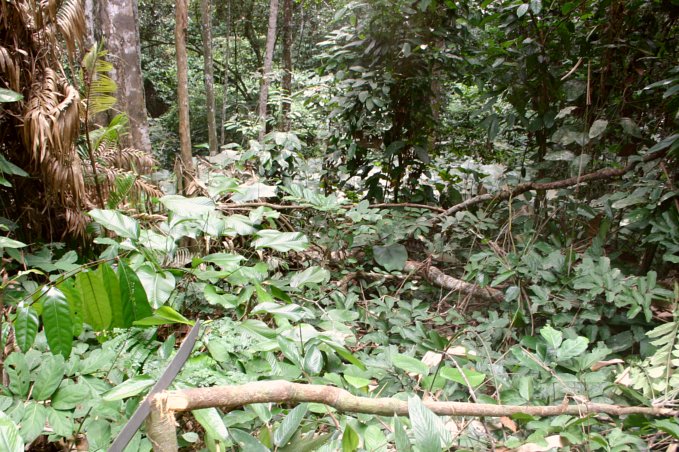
257 0 279 143
220 0 232 146
280 0 293 132
199 0 218 156
175 0 193 191
97 0 152 153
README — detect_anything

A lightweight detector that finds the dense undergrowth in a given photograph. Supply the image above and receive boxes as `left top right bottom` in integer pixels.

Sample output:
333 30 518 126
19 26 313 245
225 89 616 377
1 0 679 450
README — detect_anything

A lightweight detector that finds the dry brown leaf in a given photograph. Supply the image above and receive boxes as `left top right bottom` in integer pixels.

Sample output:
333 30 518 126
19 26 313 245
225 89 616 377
422 351 443 368
516 435 564 452
615 367 632 386
499 416 517 433
591 359 624 372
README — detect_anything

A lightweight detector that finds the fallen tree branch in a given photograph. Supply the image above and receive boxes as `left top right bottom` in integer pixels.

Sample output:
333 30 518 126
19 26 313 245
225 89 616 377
156 380 678 417
435 149 668 222
404 260 504 303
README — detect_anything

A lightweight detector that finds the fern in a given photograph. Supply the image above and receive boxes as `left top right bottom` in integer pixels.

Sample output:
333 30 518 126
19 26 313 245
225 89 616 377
629 285 679 403
106 174 135 209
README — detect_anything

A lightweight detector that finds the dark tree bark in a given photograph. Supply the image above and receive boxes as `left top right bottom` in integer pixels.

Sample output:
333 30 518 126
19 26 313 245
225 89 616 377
220 0 231 146
199 0 218 156
257 0 279 143
280 0 293 132
175 0 193 191
97 0 152 153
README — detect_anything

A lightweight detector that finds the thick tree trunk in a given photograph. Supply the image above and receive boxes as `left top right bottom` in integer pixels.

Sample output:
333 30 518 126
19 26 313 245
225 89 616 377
220 0 231 146
280 0 293 132
98 0 152 153
257 0 279 144
199 0 218 156
175 0 194 192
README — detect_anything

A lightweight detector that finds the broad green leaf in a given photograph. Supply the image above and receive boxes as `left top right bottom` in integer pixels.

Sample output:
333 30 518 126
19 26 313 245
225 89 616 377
102 375 155 401
530 0 542 14
19 402 46 443
224 215 257 235
620 118 642 138
160 195 215 216
303 347 324 374
364 424 387 452
136 265 175 309
556 337 589 362
14 307 38 352
393 416 412 452
203 285 239 309
654 419 679 439
253 230 309 252
202 252 245 270
0 237 26 248
101 263 130 328
231 182 278 203
589 119 608 139
50 384 90 410
42 288 74 357
0 155 28 178
516 3 529 17
290 266 330 289
373 244 407 271
89 209 140 239
57 278 84 337
319 339 366 370
76 270 111 331
648 133 678 153
273 404 308 447
79 349 117 375
5 353 30 397
0 88 23 103
612 194 647 209
279 432 332 452
32 355 65 401
0 412 24 452
277 337 302 367
540 325 563 349
46 408 73 438
229 428 270 452
193 408 229 442
118 260 153 320
341 425 359 452
240 319 277 339
133 305 193 326
408 396 451 452
392 353 429 376
344 374 371 389
252 302 307 322
439 366 486 387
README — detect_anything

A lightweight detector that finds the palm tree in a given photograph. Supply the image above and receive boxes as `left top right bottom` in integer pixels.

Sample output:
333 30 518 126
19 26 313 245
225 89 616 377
0 0 158 240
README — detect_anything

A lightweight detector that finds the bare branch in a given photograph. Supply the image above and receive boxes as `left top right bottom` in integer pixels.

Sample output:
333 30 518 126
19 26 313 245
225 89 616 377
435 149 669 222
156 380 678 417
404 261 504 303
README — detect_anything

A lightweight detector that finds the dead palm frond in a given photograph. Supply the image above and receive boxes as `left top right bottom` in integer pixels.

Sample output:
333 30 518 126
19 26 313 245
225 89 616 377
1 0 159 240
